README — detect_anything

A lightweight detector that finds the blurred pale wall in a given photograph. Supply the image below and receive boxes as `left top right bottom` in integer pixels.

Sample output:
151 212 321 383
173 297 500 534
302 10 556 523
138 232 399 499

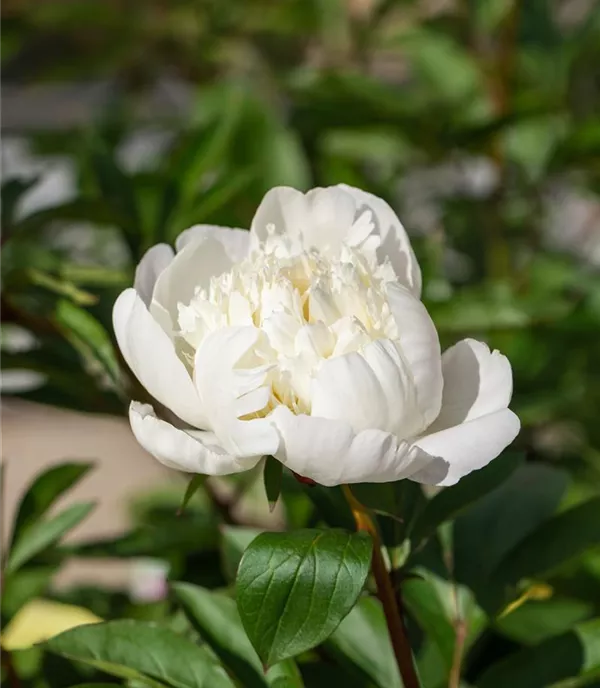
1 398 176 589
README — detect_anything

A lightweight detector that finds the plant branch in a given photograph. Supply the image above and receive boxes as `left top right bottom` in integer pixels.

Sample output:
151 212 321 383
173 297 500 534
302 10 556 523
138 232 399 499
342 485 421 688
449 617 468 688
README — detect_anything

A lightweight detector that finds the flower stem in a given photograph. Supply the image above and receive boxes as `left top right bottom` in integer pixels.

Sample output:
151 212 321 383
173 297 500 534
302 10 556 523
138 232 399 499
342 485 421 688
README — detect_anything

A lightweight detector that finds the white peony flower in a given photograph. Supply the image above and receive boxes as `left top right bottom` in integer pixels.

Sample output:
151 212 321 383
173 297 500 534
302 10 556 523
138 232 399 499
113 185 519 487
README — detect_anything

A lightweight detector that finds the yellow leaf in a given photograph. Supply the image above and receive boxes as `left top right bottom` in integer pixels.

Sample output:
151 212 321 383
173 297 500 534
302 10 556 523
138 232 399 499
1 598 102 650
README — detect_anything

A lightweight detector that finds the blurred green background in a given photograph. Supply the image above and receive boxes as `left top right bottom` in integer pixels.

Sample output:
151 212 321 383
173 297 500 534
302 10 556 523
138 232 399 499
2 1 600 686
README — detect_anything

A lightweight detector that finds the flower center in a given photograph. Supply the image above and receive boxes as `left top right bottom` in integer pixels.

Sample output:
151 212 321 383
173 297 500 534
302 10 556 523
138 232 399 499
177 240 398 415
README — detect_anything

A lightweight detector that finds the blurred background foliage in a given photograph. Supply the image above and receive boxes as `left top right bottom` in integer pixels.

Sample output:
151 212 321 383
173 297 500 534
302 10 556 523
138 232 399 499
2 0 600 687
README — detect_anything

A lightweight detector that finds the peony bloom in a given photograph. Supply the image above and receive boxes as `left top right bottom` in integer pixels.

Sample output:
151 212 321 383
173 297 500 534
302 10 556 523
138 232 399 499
113 185 519 487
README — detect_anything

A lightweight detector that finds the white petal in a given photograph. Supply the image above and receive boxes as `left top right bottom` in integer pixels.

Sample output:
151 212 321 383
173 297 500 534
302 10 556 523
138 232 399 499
250 186 360 255
310 339 418 436
339 184 422 296
194 326 280 458
271 406 433 486
129 402 261 475
428 338 513 432
250 186 309 246
113 289 207 427
410 409 520 486
176 224 251 263
302 187 357 250
134 244 174 306
151 236 235 333
387 283 443 429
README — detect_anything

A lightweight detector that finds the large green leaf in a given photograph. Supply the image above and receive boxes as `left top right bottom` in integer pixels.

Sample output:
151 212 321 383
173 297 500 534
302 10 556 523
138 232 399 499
411 452 523 546
173 583 304 687
495 496 600 583
44 619 235 688
326 596 402 688
10 462 93 546
478 618 600 688
236 529 372 666
7 501 95 573
453 464 568 612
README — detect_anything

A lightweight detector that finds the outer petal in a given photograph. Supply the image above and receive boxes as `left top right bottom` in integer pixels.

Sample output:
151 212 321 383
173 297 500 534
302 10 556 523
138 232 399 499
194 326 280 458
428 338 513 432
387 283 443 430
150 236 236 333
339 184 422 296
310 339 419 437
113 288 207 428
129 401 261 475
410 409 520 486
134 244 174 306
270 406 434 486
175 225 251 263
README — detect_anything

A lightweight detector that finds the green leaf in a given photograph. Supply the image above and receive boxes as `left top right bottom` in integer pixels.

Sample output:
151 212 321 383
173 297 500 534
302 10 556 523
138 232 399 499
221 526 264 581
411 452 523 545
28 269 97 306
178 168 255 227
264 456 283 511
44 619 235 688
495 497 600 583
179 475 205 515
402 569 487 672
326 596 402 688
478 618 600 688
260 128 311 191
264 661 305 688
7 501 95 573
159 88 244 239
54 300 120 387
453 464 568 612
173 583 303 687
10 462 93 547
236 529 372 666
496 598 593 645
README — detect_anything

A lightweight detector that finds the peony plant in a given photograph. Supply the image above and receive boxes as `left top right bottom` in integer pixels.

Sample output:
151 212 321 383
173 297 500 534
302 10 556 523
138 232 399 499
112 184 520 687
